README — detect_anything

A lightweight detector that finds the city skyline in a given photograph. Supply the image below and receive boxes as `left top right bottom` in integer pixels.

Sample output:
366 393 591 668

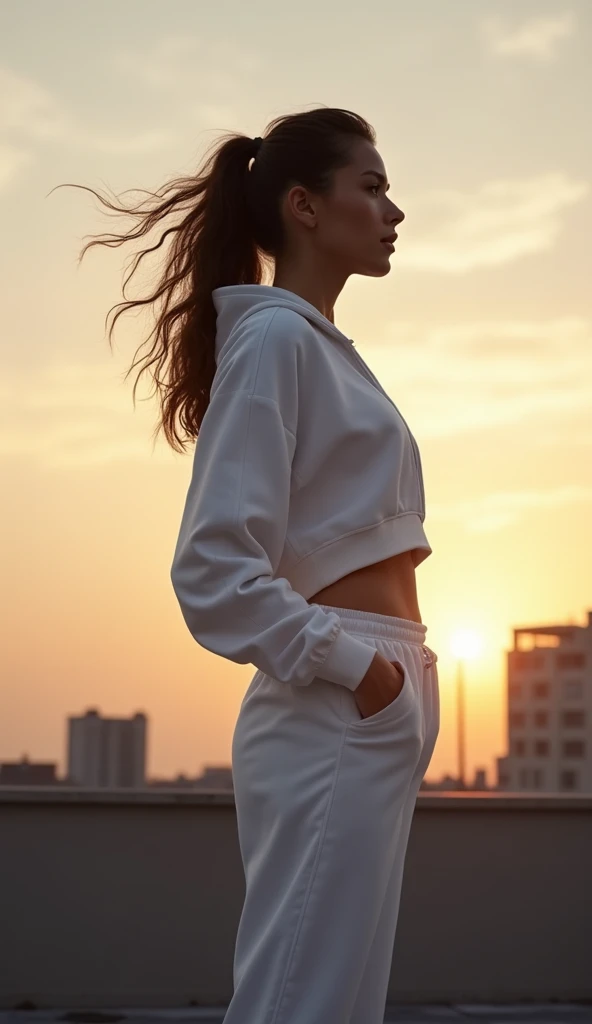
3 606 590 792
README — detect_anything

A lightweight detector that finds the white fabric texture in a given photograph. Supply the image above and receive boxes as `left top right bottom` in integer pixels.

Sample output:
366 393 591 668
170 284 432 691
224 610 440 1024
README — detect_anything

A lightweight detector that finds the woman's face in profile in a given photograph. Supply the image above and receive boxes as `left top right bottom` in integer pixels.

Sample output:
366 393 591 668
279 138 405 282
315 139 405 279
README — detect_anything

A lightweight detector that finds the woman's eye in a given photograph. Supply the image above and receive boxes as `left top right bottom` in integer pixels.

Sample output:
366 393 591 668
369 184 380 195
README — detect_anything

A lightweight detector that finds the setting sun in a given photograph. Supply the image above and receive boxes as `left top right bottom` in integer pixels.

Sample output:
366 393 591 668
450 629 484 661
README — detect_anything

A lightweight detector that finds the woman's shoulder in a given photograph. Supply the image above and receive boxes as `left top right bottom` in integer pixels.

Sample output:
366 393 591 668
220 304 324 378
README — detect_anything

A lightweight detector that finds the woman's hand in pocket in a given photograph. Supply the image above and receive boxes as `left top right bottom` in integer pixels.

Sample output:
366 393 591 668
353 653 405 720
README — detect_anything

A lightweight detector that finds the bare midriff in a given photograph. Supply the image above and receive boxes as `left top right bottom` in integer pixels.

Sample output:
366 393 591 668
306 549 422 625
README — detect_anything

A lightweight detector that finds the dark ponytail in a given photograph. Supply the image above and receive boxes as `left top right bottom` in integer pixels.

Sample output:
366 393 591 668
50 105 375 454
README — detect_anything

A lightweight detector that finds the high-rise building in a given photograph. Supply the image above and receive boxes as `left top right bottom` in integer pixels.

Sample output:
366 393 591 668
67 708 147 788
497 610 592 792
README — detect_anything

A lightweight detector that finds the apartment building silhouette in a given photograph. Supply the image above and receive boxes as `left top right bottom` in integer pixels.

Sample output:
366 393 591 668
67 708 147 788
497 611 592 792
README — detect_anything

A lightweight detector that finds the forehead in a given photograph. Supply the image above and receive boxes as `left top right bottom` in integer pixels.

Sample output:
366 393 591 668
342 139 387 180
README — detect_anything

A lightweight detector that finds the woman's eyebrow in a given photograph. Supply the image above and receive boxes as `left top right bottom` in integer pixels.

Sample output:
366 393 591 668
360 170 390 188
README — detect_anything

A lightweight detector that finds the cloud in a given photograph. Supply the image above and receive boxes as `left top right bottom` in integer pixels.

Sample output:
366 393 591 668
0 65 175 184
481 11 575 61
109 36 206 91
398 173 588 272
109 34 261 92
369 316 592 438
106 34 260 132
0 360 171 469
431 483 592 533
79 129 174 155
0 140 33 190
0 67 73 140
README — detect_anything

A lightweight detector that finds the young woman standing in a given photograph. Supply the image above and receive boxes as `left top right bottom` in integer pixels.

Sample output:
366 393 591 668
66 105 440 1024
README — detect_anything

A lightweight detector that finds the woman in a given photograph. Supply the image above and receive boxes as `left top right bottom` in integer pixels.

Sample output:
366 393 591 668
65 105 440 1024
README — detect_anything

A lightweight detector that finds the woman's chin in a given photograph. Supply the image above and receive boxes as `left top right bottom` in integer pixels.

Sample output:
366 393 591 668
353 254 393 278
371 260 393 278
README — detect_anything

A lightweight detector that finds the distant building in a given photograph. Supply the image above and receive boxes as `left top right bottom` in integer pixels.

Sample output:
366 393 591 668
497 610 592 793
150 774 197 789
194 765 234 790
421 774 460 791
67 708 147 788
421 768 489 792
0 755 59 786
148 766 234 790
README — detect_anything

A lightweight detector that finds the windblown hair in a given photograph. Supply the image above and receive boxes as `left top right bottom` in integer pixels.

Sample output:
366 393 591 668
51 105 376 454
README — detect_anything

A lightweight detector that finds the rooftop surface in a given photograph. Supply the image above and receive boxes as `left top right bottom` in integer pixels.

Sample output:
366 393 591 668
1 1005 592 1023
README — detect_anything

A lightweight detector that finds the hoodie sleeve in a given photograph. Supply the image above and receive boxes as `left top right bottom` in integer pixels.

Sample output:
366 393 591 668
169 315 377 690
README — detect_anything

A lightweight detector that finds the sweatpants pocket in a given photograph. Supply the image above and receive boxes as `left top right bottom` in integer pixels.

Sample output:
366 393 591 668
348 659 411 726
335 640 416 728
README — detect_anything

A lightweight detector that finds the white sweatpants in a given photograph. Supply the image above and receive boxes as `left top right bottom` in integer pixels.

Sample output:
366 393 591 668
224 603 440 1024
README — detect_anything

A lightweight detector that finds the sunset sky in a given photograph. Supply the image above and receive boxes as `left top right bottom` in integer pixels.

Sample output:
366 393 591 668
2 0 591 786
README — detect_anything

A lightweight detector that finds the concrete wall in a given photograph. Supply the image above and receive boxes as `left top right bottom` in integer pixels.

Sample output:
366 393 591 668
1 789 591 1009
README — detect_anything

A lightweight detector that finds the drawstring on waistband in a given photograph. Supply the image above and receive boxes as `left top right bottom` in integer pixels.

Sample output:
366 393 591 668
422 645 438 669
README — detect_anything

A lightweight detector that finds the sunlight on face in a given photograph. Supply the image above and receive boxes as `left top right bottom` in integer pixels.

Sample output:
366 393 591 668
450 629 483 660
316 138 405 277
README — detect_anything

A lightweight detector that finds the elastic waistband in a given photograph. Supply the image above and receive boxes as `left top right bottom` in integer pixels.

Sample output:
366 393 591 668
319 603 428 646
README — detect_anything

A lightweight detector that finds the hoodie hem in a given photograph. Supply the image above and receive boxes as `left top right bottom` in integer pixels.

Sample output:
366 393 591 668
282 513 432 602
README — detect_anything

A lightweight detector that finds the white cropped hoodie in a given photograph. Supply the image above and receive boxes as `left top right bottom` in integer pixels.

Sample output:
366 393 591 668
170 284 432 692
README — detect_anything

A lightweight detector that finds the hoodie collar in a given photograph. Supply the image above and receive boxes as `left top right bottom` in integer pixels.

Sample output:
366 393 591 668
211 284 353 360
